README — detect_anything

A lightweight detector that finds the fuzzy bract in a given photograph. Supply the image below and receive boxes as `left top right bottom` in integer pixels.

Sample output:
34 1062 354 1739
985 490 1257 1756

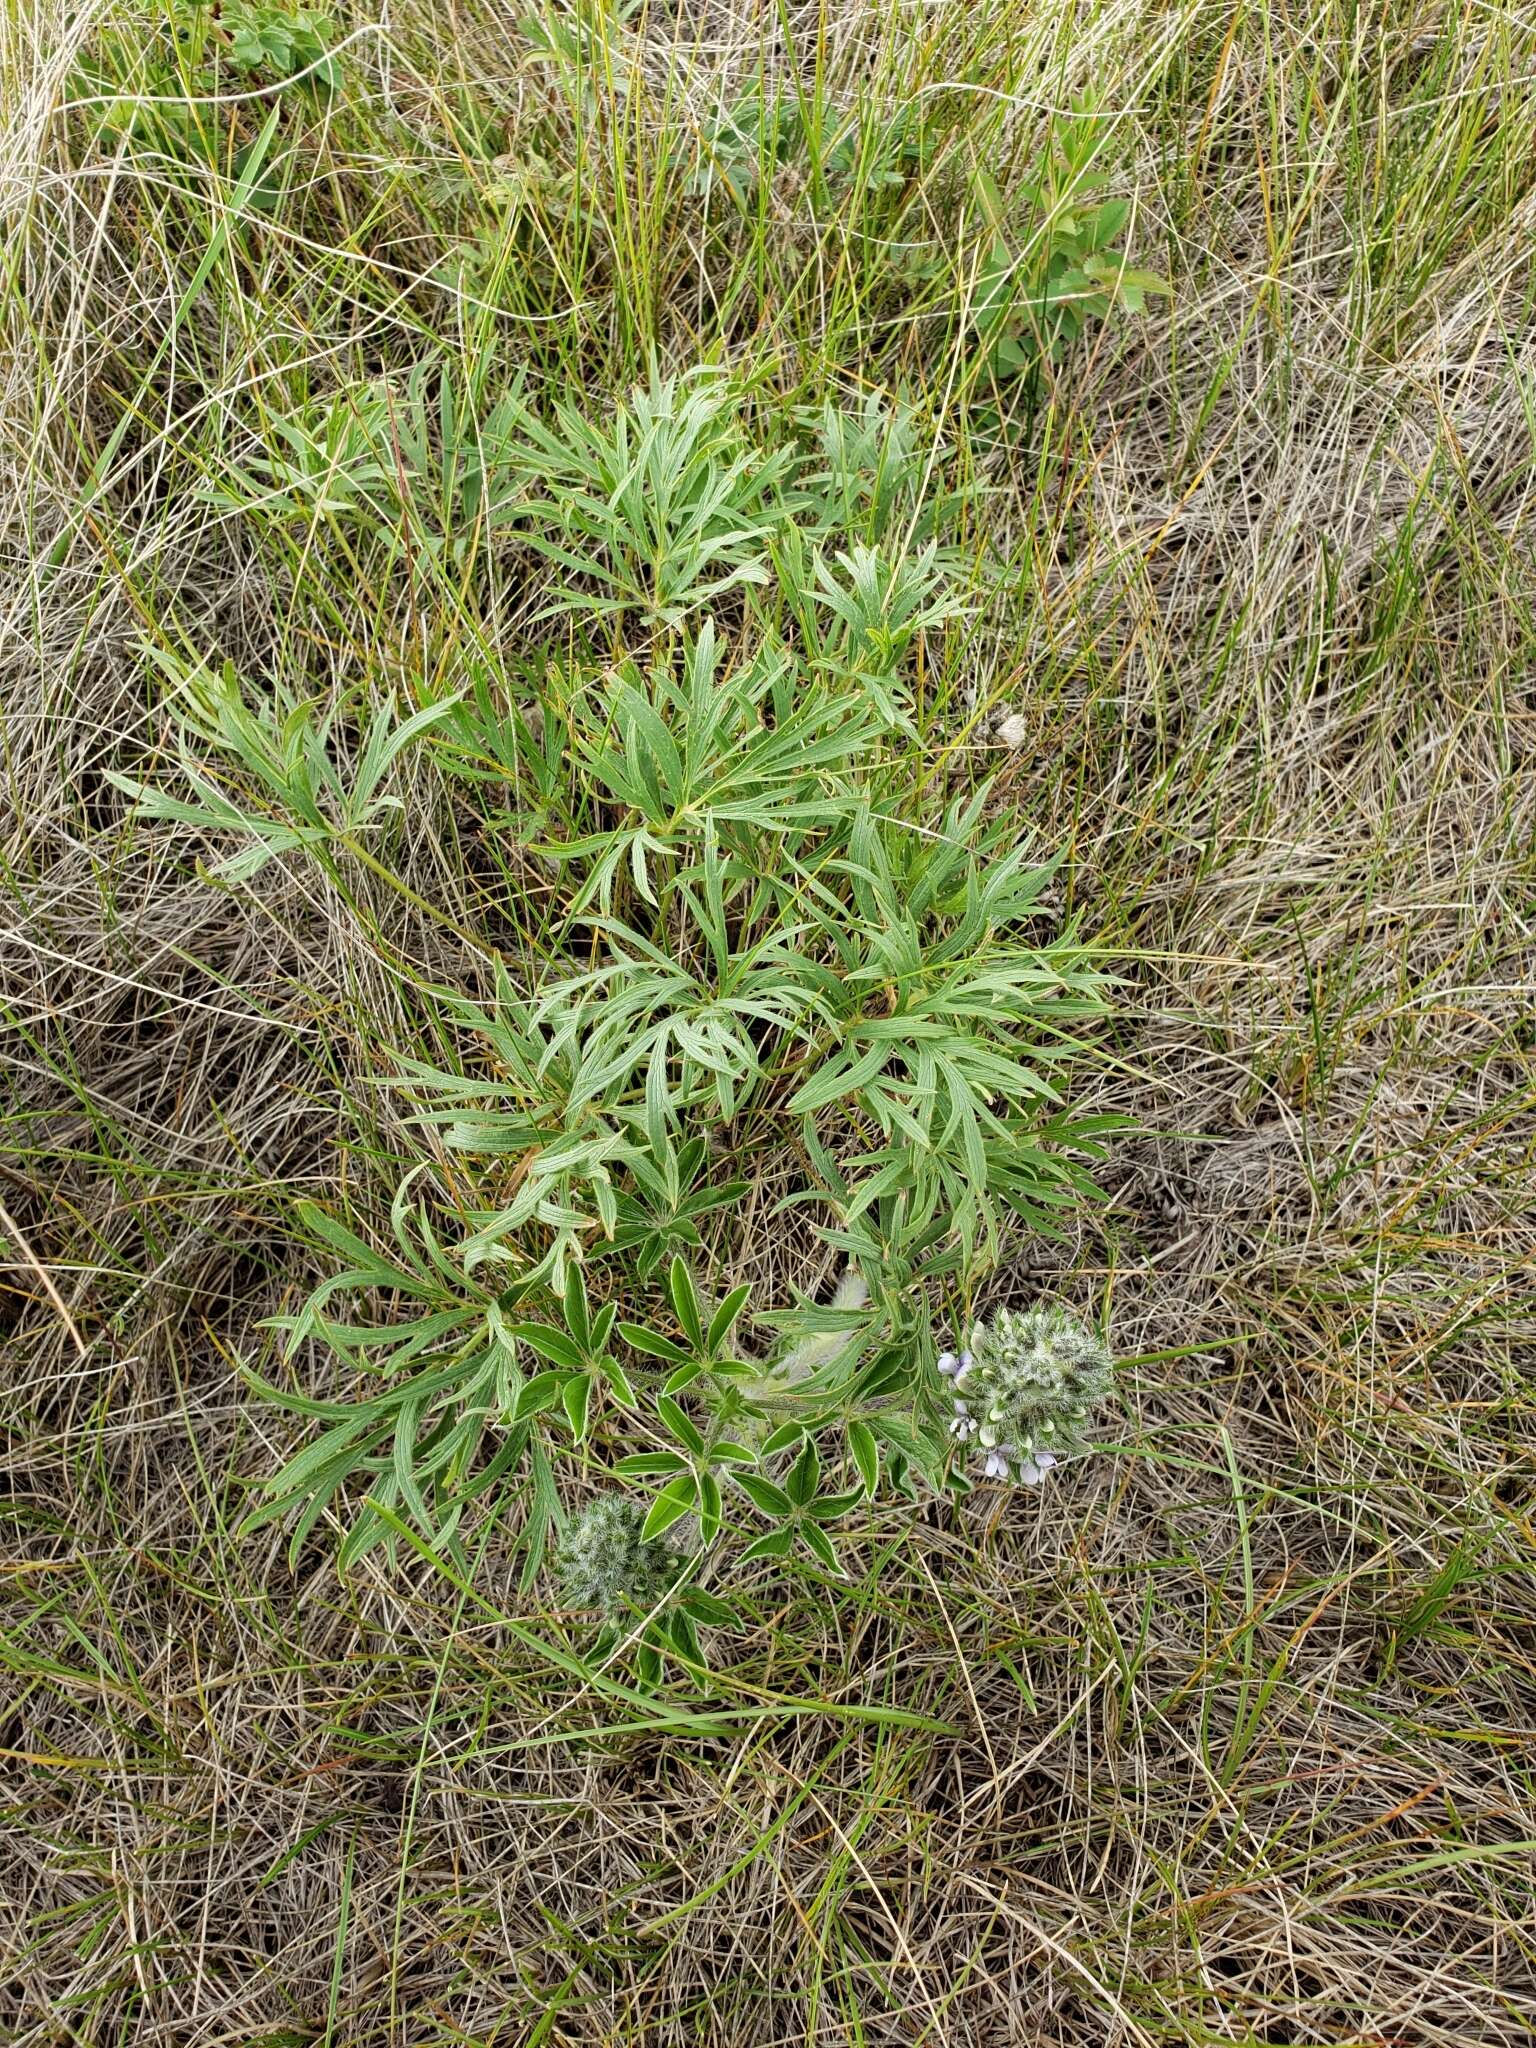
558 1496 680 1618
943 1304 1113 1484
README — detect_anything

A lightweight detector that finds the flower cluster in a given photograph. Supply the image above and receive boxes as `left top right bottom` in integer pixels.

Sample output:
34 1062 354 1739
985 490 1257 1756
939 1304 1113 1486
558 1496 680 1619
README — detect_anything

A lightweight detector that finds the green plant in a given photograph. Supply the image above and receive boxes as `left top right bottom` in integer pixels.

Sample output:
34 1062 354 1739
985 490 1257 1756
206 361 529 567
219 1 343 92
558 1493 680 1616
503 367 807 625
686 87 933 209
68 1 343 164
127 369 1125 1679
971 95 1168 380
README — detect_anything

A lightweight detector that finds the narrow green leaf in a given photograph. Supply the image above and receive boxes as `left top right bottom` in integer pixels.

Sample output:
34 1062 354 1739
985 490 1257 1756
786 1436 820 1508
668 1255 704 1350
656 1394 705 1457
706 1282 751 1353
847 1420 879 1498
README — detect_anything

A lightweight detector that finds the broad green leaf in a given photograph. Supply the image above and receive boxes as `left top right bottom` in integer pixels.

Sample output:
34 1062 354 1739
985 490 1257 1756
599 1351 636 1407
561 1264 591 1351
706 1282 751 1353
512 1371 564 1420
619 1322 693 1365
735 1472 792 1517
562 1373 592 1441
799 1521 843 1574
513 1322 584 1370
808 1487 865 1522
697 1469 722 1542
643 1473 698 1540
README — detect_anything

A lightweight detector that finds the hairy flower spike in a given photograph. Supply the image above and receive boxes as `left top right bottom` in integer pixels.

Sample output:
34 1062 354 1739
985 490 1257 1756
558 1497 679 1619
945 1305 1112 1486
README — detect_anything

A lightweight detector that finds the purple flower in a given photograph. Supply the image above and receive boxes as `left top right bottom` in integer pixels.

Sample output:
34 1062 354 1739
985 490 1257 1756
983 1447 1058 1485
